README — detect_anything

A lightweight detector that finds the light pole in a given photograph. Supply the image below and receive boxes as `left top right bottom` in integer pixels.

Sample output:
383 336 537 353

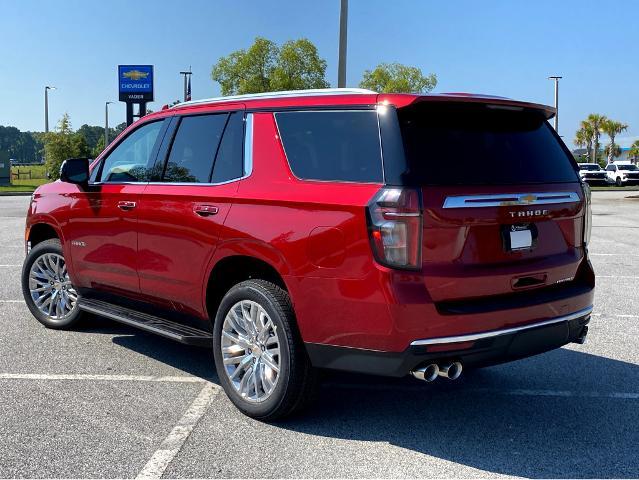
179 68 192 102
105 101 114 146
337 0 348 88
44 86 56 133
548 76 562 134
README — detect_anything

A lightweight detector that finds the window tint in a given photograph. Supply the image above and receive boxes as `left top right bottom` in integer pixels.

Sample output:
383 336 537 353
275 111 383 183
99 120 164 182
163 114 228 183
606 165 615 171
212 112 244 183
397 103 579 185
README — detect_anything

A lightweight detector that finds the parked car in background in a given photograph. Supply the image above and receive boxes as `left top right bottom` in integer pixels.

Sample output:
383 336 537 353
578 163 607 185
605 162 639 186
21 89 594 420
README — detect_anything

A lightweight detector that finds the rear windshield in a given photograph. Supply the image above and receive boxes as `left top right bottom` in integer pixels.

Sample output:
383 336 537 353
397 103 578 185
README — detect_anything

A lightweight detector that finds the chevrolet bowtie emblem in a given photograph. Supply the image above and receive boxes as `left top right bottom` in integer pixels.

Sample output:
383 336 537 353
122 70 149 81
520 194 537 204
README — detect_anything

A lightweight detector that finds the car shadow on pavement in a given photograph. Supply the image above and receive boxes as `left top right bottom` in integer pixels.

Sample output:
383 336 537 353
286 348 639 478
82 315 218 380
97 321 637 478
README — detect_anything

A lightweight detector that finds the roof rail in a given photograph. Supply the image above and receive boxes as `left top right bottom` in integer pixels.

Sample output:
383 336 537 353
170 88 377 109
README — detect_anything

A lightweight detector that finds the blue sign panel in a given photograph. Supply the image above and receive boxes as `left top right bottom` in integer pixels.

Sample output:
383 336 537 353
118 65 154 102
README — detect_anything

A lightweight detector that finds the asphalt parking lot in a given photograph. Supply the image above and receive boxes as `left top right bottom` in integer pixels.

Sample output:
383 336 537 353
0 192 637 478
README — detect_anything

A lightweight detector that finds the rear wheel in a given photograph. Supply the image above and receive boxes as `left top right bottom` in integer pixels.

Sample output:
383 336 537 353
212 279 316 420
21 238 84 329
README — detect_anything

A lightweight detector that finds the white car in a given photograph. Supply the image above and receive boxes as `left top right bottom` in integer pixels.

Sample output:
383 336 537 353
605 162 639 186
578 163 607 185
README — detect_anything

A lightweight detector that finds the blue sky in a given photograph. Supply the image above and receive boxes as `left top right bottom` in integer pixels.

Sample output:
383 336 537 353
1 0 638 148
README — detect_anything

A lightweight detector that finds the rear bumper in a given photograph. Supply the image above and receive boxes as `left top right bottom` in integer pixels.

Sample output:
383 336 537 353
306 306 592 377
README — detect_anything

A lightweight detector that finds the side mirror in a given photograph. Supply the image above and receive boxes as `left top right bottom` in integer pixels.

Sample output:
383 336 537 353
60 158 90 187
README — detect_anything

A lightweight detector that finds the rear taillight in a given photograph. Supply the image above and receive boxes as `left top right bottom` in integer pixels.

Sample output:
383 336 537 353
366 187 422 269
581 182 592 247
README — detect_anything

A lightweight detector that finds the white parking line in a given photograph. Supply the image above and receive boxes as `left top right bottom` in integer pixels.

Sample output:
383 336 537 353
0 300 24 303
136 383 219 479
0 373 208 383
589 253 639 257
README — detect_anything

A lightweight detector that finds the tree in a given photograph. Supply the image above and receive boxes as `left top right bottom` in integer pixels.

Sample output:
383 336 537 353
92 136 105 159
211 37 329 95
44 114 91 180
583 114 607 164
628 140 639 164
270 39 329 91
574 123 594 162
601 119 628 163
359 62 437 93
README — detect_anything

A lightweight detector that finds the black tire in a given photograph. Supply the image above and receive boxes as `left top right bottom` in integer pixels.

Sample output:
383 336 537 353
21 238 84 329
212 279 317 420
616 177 623 187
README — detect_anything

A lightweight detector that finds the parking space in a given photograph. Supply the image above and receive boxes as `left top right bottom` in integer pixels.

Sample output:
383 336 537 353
0 192 637 478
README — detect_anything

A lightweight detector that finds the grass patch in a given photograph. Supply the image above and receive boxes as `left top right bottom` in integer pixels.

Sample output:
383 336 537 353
0 178 49 193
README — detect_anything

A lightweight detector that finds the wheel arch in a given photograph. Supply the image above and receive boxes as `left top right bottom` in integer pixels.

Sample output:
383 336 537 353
204 254 290 322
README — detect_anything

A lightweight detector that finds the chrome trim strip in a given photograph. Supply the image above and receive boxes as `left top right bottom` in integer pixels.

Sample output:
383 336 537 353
171 88 377 109
442 191 580 209
410 306 593 346
244 113 253 177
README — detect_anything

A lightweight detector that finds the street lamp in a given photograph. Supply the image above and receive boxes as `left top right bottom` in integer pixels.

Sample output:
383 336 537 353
548 76 562 134
105 101 114 146
44 86 56 133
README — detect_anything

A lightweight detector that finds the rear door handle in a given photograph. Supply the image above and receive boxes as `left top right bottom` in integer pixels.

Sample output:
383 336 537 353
193 205 219 217
117 201 137 211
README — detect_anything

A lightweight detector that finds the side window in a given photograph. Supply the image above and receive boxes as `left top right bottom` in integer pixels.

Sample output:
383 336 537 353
163 114 228 183
98 120 164 182
606 165 613 171
274 110 383 183
211 112 244 183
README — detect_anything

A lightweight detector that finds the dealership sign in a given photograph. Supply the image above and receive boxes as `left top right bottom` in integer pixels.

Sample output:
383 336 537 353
118 65 154 102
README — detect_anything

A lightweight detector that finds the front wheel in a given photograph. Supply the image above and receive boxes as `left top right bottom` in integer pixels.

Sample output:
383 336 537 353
212 279 316 420
616 177 623 187
21 238 84 329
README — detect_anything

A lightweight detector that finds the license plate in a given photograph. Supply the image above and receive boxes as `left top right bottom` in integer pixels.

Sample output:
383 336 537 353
510 228 532 250
502 224 535 252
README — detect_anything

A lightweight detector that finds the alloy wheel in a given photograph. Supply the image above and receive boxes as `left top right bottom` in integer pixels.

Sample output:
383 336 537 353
221 300 281 403
28 253 78 320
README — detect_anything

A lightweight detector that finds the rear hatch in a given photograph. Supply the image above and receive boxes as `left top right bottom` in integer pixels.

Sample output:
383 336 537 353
396 101 586 303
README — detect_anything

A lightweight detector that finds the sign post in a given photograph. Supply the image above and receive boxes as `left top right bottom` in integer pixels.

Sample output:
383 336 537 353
118 65 154 126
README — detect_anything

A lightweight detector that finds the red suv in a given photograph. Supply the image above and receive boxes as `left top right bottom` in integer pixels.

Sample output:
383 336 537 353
22 89 594 419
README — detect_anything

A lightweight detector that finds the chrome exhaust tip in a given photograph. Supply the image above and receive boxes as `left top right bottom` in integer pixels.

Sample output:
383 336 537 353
411 363 439 382
438 361 463 380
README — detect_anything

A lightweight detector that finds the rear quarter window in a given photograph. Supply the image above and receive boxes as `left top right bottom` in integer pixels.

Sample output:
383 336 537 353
275 110 383 183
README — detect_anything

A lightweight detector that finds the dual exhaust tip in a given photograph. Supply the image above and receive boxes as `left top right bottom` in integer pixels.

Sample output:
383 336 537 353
411 361 463 382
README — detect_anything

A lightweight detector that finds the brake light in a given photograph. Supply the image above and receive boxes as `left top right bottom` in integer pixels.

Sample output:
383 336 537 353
367 187 422 269
581 182 592 247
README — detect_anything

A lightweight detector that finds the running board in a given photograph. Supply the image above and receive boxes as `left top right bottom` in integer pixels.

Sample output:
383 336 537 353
78 298 213 347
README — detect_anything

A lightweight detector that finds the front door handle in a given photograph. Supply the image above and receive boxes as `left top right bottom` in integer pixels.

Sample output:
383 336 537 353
193 205 219 217
117 201 137 211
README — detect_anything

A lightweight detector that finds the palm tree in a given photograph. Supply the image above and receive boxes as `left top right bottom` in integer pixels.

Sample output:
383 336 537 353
601 119 628 163
574 123 594 161
628 140 639 164
585 114 607 164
